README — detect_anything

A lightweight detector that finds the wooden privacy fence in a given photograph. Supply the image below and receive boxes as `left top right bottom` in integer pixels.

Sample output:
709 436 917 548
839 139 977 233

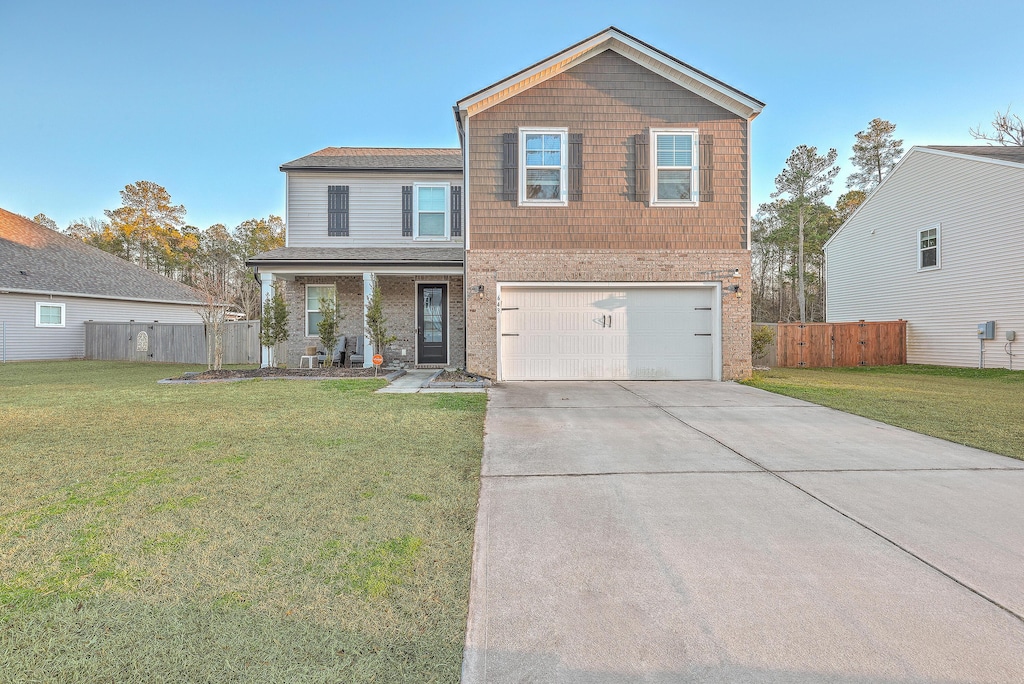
86 321 261 364
776 320 906 368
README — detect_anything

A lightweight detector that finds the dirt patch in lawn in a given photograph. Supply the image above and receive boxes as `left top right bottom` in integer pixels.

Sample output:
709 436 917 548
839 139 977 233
433 369 482 383
176 367 381 380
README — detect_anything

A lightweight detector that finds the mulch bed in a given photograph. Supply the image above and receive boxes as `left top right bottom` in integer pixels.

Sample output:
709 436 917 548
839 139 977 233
175 367 382 380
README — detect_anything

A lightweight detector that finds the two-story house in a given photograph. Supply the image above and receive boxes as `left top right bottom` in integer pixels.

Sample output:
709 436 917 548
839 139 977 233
251 27 763 380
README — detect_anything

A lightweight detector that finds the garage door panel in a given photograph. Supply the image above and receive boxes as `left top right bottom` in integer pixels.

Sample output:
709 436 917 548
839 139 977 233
500 286 718 381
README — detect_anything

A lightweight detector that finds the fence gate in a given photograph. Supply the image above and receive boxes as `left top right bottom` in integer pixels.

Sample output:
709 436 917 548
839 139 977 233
776 320 906 368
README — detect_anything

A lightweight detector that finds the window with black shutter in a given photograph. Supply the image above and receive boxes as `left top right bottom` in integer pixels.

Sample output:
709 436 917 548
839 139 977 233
568 133 583 202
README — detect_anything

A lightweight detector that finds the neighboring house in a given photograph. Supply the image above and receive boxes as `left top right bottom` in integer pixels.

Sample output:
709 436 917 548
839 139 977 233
251 27 764 380
824 146 1024 369
0 208 205 361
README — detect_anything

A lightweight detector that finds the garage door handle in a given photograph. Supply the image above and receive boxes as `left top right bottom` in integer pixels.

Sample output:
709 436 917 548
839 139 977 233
695 333 712 336
501 333 519 337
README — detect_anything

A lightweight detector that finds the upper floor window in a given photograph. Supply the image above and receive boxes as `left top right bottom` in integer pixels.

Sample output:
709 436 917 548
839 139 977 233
306 284 335 336
36 302 65 327
651 128 699 206
519 128 568 206
918 224 940 270
414 183 450 240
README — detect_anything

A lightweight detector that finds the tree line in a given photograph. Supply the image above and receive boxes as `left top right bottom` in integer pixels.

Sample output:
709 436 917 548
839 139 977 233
33 180 283 320
754 108 1022 324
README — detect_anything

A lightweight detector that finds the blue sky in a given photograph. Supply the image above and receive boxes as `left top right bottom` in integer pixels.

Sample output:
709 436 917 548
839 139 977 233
1 0 1018 231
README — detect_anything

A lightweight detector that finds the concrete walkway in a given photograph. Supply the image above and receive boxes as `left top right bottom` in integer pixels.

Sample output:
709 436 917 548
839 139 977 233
463 381 1024 683
375 369 486 394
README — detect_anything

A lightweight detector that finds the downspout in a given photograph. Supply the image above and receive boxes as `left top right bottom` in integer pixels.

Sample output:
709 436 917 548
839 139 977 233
455 106 471 372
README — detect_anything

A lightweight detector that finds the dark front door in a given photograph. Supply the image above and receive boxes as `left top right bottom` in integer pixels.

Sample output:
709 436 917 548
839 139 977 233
417 283 448 364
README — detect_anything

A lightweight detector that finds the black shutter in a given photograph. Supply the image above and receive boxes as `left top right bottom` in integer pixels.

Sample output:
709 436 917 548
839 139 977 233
402 185 413 237
634 132 649 203
328 185 349 236
699 133 715 203
568 133 583 202
501 132 518 202
451 185 462 237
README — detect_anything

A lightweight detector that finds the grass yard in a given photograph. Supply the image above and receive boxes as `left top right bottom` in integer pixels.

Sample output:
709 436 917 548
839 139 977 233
743 365 1024 459
0 361 486 683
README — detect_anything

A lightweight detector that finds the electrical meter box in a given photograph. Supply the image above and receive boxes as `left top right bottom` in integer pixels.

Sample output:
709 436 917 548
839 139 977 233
1008 331 1017 342
977 321 995 339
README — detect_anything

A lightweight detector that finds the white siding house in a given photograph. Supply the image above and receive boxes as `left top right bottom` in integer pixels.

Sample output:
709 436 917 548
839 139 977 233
0 208 205 362
824 146 1024 369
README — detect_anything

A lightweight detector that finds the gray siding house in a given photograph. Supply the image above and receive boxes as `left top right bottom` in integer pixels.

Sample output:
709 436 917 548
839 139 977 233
0 208 205 361
824 146 1024 369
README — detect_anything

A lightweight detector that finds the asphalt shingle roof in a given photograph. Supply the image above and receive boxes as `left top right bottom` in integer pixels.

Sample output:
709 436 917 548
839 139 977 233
281 147 464 172
247 247 464 265
924 146 1024 164
0 208 206 304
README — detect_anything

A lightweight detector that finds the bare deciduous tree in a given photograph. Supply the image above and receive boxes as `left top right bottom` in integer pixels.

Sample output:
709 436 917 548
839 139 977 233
970 106 1024 146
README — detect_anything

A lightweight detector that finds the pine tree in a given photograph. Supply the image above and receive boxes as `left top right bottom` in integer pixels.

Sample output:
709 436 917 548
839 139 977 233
847 119 904 191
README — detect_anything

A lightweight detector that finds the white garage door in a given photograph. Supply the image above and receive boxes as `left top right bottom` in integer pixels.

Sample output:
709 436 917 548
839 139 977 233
499 286 718 380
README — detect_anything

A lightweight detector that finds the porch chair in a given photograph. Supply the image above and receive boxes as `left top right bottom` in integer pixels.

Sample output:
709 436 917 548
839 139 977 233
349 336 365 367
330 336 348 367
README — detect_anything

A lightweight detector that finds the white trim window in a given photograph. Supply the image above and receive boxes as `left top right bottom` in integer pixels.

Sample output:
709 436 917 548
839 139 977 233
414 182 450 240
35 302 65 327
652 128 699 205
918 223 941 271
306 284 335 336
519 127 568 205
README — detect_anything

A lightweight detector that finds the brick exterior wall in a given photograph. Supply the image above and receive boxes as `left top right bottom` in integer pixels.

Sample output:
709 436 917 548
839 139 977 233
466 250 751 381
279 275 464 368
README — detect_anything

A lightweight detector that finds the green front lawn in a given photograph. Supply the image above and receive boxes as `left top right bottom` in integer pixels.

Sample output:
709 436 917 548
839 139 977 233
743 365 1024 459
0 361 486 682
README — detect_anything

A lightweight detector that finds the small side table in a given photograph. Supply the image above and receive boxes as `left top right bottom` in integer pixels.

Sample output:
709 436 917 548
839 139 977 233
299 355 318 369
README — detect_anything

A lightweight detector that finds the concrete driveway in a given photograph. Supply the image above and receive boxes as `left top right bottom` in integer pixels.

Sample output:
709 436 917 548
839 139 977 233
462 381 1024 683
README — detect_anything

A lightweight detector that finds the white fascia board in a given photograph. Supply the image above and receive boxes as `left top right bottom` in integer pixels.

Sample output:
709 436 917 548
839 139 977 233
457 29 763 121
0 287 203 307
914 146 1024 170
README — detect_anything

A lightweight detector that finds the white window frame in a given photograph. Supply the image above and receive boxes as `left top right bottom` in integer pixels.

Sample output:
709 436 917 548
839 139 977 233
519 127 568 206
413 182 451 240
35 302 65 328
917 223 941 271
305 284 336 337
651 128 700 207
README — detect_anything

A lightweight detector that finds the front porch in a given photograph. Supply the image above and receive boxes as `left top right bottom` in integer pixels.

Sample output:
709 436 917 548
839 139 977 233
248 248 465 370
271 273 464 370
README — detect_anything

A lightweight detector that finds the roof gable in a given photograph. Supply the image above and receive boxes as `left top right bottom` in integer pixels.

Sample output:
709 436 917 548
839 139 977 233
823 146 1024 251
0 208 205 304
456 27 764 121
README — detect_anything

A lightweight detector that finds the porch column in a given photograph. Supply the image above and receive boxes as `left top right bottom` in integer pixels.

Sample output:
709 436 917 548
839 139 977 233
362 272 374 367
259 271 274 368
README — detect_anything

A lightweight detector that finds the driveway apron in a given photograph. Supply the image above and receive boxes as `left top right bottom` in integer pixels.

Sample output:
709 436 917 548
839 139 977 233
462 381 1024 683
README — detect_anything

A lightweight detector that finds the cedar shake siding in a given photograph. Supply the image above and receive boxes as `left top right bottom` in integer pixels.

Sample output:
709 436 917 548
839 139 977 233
467 50 749 252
